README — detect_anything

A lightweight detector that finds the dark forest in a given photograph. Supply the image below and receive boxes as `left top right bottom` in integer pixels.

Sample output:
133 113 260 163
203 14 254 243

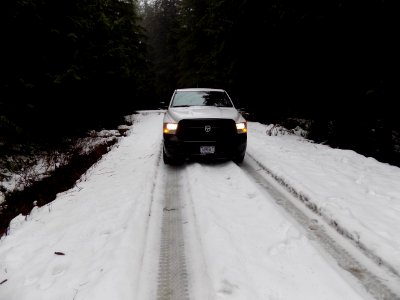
1 0 394 165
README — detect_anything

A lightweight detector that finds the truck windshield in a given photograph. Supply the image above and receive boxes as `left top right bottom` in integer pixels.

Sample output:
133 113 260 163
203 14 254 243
171 91 233 108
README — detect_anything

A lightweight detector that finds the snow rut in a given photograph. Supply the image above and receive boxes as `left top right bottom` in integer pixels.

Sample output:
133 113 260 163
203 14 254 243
241 155 400 300
157 166 190 300
246 152 400 279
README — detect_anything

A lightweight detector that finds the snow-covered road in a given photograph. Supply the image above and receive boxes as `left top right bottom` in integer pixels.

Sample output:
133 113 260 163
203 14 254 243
1 111 400 300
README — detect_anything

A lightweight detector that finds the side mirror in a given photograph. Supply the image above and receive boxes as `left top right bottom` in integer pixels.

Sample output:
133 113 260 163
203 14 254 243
237 108 246 114
159 101 169 110
237 108 251 120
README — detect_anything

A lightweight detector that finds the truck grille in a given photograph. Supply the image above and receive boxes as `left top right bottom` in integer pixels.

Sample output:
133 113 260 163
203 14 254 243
177 119 236 142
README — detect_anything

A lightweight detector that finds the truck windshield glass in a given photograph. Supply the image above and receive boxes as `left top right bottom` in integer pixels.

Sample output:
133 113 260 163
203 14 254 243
171 91 233 108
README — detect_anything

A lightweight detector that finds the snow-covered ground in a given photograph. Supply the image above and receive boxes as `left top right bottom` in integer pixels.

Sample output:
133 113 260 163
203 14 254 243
248 122 400 275
0 111 400 299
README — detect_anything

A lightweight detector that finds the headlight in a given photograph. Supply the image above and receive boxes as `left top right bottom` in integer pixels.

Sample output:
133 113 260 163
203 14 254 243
236 122 247 134
163 123 178 134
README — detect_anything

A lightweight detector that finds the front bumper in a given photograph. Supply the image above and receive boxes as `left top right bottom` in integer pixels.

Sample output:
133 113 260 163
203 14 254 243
163 133 247 160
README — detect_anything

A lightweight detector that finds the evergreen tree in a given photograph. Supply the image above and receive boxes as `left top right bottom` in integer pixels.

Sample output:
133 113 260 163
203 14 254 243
142 0 181 101
1 0 151 136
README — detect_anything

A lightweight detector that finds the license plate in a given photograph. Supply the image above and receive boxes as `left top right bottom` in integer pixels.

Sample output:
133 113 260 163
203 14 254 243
200 146 215 154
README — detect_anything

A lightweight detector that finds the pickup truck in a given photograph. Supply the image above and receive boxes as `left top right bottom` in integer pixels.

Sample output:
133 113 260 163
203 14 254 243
162 88 247 164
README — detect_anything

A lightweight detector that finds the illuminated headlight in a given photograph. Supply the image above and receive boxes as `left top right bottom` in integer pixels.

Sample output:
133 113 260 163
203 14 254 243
163 123 178 134
236 122 247 134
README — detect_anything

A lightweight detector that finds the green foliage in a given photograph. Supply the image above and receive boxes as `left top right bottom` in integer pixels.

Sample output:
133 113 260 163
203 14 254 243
141 0 386 114
1 0 151 135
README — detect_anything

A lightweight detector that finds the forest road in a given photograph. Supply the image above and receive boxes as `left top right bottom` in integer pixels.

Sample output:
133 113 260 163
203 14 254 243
147 151 400 300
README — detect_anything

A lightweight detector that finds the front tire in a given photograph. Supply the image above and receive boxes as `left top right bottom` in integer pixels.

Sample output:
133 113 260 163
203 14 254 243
233 153 245 164
163 147 173 164
163 147 183 165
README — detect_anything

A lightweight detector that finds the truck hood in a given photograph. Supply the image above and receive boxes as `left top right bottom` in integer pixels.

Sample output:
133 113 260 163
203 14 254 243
165 106 243 123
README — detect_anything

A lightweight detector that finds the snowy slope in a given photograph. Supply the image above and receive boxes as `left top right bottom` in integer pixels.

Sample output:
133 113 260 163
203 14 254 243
0 112 164 300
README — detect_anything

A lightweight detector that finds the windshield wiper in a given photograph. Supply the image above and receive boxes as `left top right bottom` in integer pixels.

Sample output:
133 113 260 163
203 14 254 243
172 105 191 108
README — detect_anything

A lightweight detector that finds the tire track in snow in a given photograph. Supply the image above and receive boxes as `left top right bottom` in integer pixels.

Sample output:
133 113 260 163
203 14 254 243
135 144 163 299
157 166 190 300
245 151 400 279
240 155 400 300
